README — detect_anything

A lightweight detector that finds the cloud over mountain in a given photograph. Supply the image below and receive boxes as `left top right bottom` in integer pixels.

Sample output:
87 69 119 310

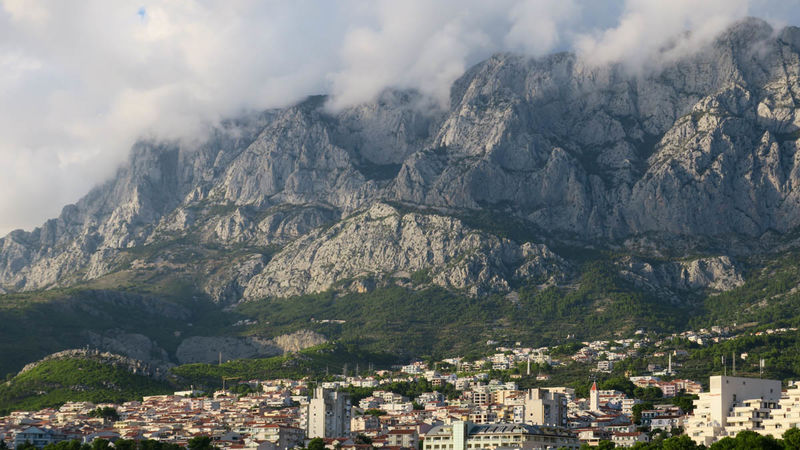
0 0 798 235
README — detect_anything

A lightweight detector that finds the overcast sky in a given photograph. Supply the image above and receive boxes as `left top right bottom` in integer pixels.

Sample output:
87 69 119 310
0 0 799 236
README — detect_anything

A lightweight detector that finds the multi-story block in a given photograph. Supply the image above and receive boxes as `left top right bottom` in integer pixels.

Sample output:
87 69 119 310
685 376 781 446
307 388 351 438
523 389 568 427
423 421 579 450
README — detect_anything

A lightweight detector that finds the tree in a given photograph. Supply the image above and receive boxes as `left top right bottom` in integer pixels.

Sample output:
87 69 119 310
365 408 386 417
596 441 616 449
307 438 325 450
709 430 782 450
89 407 120 422
671 395 698 414
43 440 89 450
354 434 372 445
632 402 654 425
784 428 800 450
17 442 36 450
113 439 136 450
187 436 215 450
91 439 110 450
601 377 636 397
661 435 701 450
634 387 664 402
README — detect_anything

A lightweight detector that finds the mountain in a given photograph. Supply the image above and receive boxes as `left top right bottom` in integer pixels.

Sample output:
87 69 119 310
2 18 800 374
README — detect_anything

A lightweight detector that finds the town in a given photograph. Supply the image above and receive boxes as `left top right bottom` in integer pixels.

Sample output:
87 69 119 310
3 322 800 450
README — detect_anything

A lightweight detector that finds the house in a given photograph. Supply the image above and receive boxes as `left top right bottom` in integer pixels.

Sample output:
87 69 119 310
14 427 67 448
611 431 649 447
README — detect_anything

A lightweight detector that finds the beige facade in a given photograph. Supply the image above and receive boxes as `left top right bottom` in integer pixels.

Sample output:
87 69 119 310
685 376 781 446
423 421 579 450
523 389 567 427
761 385 800 438
307 387 351 438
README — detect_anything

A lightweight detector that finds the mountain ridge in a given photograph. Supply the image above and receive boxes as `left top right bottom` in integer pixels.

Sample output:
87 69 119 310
2 18 800 376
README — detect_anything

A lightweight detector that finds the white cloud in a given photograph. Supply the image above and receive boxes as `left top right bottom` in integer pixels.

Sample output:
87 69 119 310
575 0 751 70
0 0 797 235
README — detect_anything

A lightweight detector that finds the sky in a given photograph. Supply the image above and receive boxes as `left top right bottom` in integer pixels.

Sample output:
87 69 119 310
0 0 799 236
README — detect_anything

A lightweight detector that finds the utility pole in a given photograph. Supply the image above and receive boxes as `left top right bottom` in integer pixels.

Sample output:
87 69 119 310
732 352 736 376
219 352 222 365
722 355 726 376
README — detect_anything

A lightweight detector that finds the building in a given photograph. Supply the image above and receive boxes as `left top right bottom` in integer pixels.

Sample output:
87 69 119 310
611 431 649 447
307 387 351 438
13 427 67 449
685 376 781 446
762 384 800 438
255 425 305 450
423 421 579 450
597 361 613 372
387 429 419 449
589 382 600 411
523 389 568 427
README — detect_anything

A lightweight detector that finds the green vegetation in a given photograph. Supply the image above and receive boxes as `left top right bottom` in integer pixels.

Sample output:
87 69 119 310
0 280 238 378
237 261 687 360
339 379 460 405
0 357 173 415
170 343 395 390
88 406 120 421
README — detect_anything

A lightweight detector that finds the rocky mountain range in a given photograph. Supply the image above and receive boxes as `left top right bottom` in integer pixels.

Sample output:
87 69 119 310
1 18 800 371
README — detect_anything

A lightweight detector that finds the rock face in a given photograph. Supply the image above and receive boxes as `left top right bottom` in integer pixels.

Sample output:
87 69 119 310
1 19 799 299
175 330 327 364
84 330 172 368
619 255 745 296
242 203 567 299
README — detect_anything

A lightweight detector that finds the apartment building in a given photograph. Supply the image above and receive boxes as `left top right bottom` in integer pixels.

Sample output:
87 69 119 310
685 376 781 446
307 388 351 438
523 389 568 427
423 421 579 450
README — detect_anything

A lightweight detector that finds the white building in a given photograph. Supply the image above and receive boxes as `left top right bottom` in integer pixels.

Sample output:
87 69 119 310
762 385 800 438
685 376 781 446
523 389 568 427
423 421 579 450
307 387 351 438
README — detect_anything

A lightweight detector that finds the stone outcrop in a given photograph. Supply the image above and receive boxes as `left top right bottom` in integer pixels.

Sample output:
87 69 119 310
242 203 567 299
0 19 798 301
174 330 327 364
619 255 745 295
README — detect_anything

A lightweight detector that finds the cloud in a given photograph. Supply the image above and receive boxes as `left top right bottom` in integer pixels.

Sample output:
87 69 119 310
575 0 751 70
0 0 797 235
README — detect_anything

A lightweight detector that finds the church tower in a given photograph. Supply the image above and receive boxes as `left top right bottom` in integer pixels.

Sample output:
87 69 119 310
589 381 600 411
